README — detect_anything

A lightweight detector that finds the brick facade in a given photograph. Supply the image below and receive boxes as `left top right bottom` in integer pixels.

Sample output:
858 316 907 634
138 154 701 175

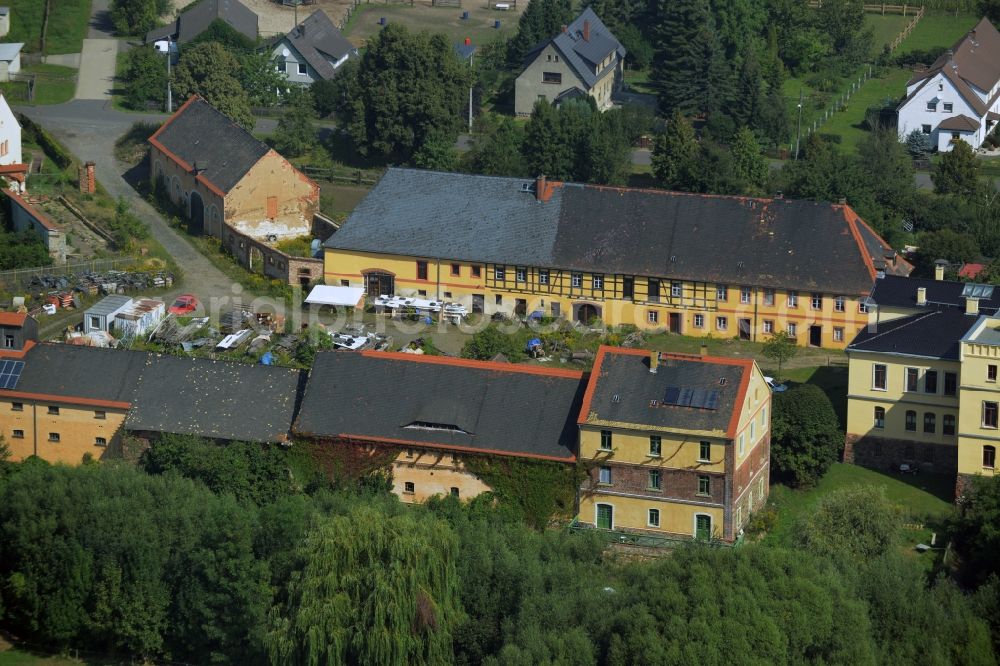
584 463 725 503
844 433 958 476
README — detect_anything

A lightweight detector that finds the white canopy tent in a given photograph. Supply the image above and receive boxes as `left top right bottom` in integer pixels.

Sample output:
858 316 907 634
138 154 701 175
305 285 366 309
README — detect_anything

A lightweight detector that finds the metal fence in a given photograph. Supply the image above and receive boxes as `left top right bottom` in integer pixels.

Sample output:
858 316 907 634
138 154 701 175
0 257 135 290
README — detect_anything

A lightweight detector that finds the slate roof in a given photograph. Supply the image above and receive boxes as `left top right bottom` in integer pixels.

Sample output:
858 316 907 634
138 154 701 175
527 8 625 90
870 274 1000 310
293 351 586 460
125 354 305 443
282 10 355 81
7 344 148 403
146 0 258 44
846 307 982 360
903 17 1000 118
149 96 270 194
326 168 908 295
580 347 749 435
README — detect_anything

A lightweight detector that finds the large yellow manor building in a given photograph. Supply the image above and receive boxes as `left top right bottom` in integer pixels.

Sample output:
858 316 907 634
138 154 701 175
845 272 1000 495
322 169 911 348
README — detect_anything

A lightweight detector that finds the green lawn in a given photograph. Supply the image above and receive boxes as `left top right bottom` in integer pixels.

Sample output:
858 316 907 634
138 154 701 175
817 67 912 153
765 462 955 548
0 64 78 105
894 13 979 55
865 13 910 56
4 0 91 55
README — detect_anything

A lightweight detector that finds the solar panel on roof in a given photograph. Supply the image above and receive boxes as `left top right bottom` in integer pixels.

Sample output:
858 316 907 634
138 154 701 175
662 385 721 410
0 360 24 390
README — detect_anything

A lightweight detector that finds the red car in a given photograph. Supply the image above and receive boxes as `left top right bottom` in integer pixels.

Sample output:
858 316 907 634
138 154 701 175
168 294 199 315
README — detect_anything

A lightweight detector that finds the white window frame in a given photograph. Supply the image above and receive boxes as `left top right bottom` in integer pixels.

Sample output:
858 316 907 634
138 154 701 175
671 282 682 297
598 466 612 484
694 314 704 328
872 363 887 391
494 267 505 281
739 433 745 456
716 316 728 331
538 269 549 285
571 273 582 288
647 508 660 528
787 291 798 308
593 274 604 290
648 310 659 324
716 285 727 301
740 287 752 304
834 295 845 312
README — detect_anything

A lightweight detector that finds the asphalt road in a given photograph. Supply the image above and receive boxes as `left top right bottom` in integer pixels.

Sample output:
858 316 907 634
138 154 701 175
22 101 250 310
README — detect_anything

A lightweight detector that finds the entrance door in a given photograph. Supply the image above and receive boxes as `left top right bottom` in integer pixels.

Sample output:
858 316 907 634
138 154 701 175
188 191 205 236
596 503 613 530
738 318 752 340
472 294 485 314
669 312 681 334
809 325 822 347
514 298 527 316
576 303 600 324
695 514 712 540
365 272 395 297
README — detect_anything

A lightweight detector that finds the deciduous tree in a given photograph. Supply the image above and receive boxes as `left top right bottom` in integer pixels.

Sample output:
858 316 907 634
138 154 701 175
172 42 254 130
933 139 983 198
771 383 841 487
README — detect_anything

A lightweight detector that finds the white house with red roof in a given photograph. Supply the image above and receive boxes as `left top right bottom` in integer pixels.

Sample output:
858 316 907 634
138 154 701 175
898 17 1000 151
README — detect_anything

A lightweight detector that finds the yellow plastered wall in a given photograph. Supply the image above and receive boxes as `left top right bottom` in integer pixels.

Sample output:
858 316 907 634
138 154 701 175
732 365 771 466
323 248 868 348
957 343 1000 477
579 493 724 539
391 450 492 503
580 425 727 471
846 351 961 444
0 399 127 464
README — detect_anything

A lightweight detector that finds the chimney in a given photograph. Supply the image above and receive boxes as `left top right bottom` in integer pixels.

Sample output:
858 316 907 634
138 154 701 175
561 24 567 33
967 297 980 315
535 174 546 202
838 196 847 205
79 161 95 194
700 344 708 357
884 250 896 267
464 37 471 45
934 259 948 281
583 19 590 41
916 287 927 306
649 350 659 374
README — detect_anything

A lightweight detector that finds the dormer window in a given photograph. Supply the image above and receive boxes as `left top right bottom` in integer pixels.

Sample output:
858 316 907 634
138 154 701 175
404 421 469 435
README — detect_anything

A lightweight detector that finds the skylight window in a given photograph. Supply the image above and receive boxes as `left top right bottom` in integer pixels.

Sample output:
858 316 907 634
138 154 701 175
962 283 994 299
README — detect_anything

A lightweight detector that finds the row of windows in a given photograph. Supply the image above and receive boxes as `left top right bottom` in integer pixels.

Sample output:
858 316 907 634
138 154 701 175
871 364 960 395
597 465 713 495
872 407 956 435
9 403 106 418
925 101 954 113
401 481 461 497
447 263 866 310
415 261 484 281
8 430 106 446
599 431 714 462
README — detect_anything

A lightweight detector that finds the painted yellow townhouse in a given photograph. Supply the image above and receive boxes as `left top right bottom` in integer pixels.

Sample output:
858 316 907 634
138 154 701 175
845 271 1000 496
576 346 770 541
323 169 911 348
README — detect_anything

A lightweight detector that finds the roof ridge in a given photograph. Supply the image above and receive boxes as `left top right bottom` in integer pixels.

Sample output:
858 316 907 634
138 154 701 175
355 349 585 378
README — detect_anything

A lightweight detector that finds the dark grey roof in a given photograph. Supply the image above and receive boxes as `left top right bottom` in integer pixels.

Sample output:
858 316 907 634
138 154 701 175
549 8 625 89
847 307 982 359
293 352 586 460
125 354 305 443
326 169 563 269
870 274 1000 310
147 0 258 44
582 350 746 433
8 344 148 403
326 168 904 295
283 10 355 81
149 96 269 193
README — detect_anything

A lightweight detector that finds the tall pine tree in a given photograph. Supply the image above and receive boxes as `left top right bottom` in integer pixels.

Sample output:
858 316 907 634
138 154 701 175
651 0 729 117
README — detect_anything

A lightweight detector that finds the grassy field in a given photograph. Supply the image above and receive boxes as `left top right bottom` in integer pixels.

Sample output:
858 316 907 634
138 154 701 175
765 462 954 548
865 13 910 56
4 0 91 55
344 1 517 47
894 13 979 55
818 67 911 152
0 64 77 106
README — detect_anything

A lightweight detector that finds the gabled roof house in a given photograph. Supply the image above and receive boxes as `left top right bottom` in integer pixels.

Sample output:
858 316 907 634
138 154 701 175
271 9 357 85
514 8 626 116
148 95 318 240
146 0 258 47
897 17 1000 151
